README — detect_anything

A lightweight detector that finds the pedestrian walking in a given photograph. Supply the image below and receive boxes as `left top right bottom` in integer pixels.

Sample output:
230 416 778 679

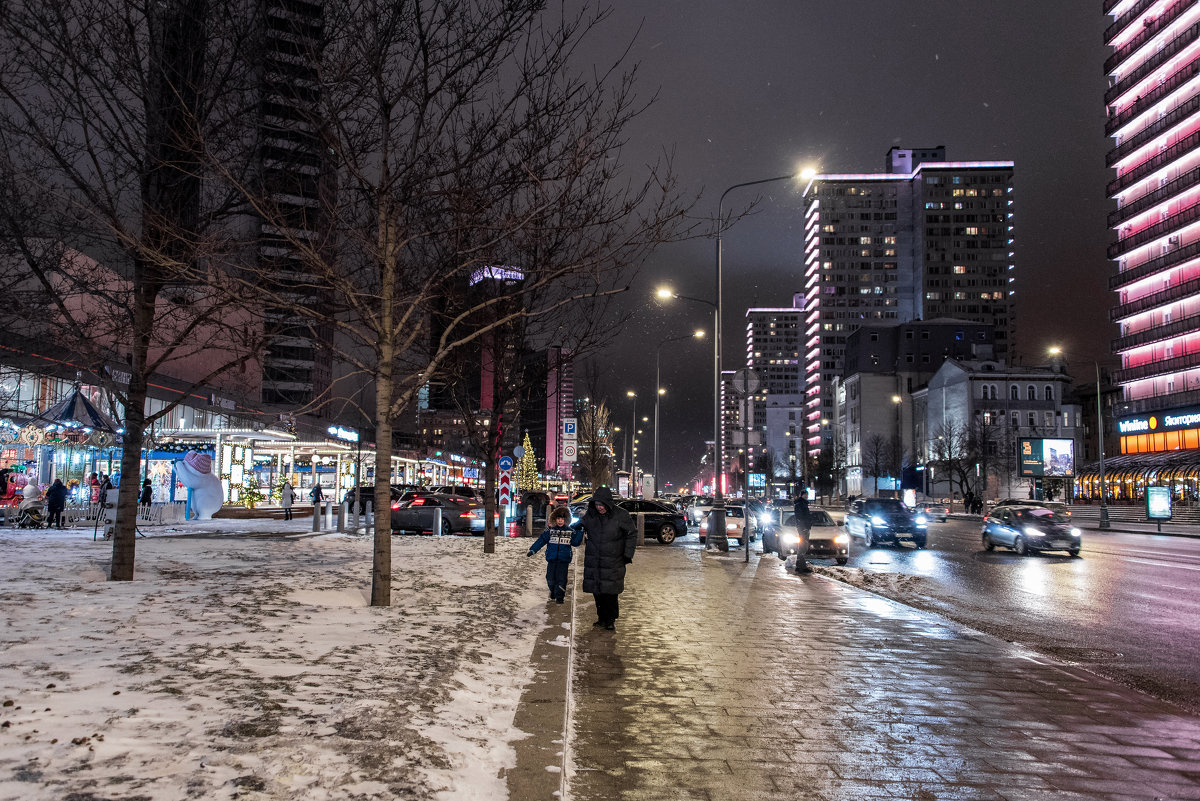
527 506 583 603
792 489 813 574
46 478 68 529
309 483 324 505
574 486 636 631
280 481 295 521
138 479 153 506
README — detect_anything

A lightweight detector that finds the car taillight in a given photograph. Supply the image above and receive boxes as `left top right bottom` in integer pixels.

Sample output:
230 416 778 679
411 498 426 506
391 501 402 510
458 512 474 519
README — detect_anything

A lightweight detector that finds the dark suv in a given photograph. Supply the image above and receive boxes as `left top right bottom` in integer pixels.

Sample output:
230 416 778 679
615 499 687 544
844 497 927 548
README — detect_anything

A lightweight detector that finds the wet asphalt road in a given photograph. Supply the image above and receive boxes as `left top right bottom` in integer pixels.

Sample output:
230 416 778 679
672 517 1200 712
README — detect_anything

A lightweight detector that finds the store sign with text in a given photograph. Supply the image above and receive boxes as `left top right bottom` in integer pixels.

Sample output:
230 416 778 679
1118 405 1200 435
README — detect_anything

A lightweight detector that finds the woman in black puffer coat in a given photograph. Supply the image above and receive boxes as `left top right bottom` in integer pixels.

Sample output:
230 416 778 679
574 486 637 631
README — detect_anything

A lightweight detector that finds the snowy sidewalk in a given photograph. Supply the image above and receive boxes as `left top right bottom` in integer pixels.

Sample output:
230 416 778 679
0 526 551 801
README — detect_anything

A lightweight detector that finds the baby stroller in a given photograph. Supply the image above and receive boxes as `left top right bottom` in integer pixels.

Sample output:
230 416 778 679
16 498 46 528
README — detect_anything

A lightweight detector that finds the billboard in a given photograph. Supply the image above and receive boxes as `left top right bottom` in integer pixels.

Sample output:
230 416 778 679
1018 438 1075 477
1147 486 1172 520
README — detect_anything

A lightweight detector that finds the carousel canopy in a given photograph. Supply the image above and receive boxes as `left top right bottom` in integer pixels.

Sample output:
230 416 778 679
39 386 119 433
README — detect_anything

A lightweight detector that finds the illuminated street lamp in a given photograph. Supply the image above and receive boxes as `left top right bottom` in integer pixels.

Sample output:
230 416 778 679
658 164 814 552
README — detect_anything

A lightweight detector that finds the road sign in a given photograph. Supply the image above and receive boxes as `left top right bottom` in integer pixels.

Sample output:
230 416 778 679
497 456 514 471
562 443 577 462
499 470 512 506
563 418 577 439
731 368 761 396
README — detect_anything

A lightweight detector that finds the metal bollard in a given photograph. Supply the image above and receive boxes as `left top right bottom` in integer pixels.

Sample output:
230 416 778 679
325 500 333 530
312 503 320 532
337 502 347 532
525 505 533 538
433 506 443 536
636 512 645 546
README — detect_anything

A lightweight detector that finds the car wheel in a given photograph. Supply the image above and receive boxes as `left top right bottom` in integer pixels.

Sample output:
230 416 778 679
863 526 874 547
657 523 677 545
777 548 788 560
441 519 451 537
1013 535 1027 556
835 557 849 566
1068 547 1080 557
914 538 926 549
982 532 995 551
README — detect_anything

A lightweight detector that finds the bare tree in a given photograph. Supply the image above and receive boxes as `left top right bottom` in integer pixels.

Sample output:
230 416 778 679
0 0 265 579
862 433 890 497
226 1 693 605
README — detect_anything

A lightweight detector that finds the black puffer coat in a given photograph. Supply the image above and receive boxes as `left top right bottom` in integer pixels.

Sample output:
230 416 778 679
575 486 637 595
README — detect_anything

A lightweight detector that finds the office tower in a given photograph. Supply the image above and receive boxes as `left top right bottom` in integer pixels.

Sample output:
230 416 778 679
801 149 1015 457
744 308 805 477
1105 0 1200 419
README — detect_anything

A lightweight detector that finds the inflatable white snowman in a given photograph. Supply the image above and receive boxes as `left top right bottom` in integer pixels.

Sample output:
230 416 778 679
175 451 223 520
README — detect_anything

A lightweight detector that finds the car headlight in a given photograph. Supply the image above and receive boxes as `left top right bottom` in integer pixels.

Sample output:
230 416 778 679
1070 528 1081 537
870 515 887 526
1023 527 1045 537
758 515 770 526
782 532 799 545
834 534 849 544
916 514 928 525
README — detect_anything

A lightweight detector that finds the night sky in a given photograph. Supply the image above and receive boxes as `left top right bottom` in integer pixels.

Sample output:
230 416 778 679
574 1 1113 489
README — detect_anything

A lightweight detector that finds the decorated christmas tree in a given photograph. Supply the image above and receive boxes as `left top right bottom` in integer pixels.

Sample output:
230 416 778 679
516 432 539 490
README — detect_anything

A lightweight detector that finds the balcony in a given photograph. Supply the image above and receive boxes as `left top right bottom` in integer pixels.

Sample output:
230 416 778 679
1106 93 1200 168
1106 0 1162 43
1110 237 1200 287
1105 0 1197 73
1116 384 1200 413
1107 60 1200 136
1107 196 1200 258
1111 273 1200 319
1106 22 1200 106
1113 311 1200 351
1114 349 1200 383
1109 166 1200 228
1107 128 1200 197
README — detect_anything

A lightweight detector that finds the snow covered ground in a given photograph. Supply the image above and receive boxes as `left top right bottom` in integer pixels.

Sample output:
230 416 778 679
0 520 548 800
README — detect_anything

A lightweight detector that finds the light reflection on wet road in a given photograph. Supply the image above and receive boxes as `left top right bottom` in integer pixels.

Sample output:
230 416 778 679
669 517 1200 711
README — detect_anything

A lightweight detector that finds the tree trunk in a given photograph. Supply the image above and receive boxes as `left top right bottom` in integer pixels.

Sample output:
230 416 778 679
482 417 501 554
109 398 147 581
372 373 393 607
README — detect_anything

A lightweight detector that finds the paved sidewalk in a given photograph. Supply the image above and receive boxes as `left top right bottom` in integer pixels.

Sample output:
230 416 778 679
565 547 1200 801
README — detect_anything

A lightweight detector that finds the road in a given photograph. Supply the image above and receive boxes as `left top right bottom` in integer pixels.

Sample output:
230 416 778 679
670 514 1200 713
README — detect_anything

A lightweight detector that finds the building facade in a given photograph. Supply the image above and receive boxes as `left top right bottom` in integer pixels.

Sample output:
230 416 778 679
744 308 804 481
801 149 1015 460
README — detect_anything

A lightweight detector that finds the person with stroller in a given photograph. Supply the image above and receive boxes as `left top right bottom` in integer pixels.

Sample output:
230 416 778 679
46 479 68 529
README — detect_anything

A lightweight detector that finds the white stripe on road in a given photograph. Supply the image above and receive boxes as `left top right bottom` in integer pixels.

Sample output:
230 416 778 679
1123 556 1200 572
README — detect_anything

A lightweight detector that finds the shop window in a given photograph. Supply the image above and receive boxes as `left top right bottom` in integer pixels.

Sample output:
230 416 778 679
1186 429 1200 449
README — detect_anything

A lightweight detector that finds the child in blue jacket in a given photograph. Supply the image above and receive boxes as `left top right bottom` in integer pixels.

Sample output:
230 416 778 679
528 506 583 603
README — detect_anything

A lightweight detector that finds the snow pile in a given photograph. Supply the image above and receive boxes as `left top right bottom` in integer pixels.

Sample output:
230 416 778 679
0 525 547 800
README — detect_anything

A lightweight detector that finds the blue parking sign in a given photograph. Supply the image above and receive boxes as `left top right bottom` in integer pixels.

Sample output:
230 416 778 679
564 421 576 435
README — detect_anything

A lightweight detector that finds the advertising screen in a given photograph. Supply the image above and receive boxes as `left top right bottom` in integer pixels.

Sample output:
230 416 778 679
1147 486 1172 520
1040 438 1075 477
1018 438 1075 477
748 472 766 488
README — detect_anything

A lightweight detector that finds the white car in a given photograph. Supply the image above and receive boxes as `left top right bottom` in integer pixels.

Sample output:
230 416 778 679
686 497 714 525
698 504 754 545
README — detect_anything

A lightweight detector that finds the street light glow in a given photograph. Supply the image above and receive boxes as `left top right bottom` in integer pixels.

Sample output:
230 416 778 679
891 395 902 404
656 287 674 299
693 329 705 338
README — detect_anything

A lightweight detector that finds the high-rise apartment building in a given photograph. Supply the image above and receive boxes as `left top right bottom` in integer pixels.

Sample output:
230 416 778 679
1104 0 1200 420
801 148 1015 457
744 308 805 476
256 0 333 410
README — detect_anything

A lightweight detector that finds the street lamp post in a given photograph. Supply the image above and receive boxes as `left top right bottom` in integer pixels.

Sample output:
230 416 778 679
626 390 636 478
654 330 705 498
658 166 813 552
1049 347 1110 530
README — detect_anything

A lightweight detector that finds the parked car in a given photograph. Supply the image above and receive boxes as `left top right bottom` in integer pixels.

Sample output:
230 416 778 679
686 496 714 526
342 485 403 513
615 499 687 544
434 485 484 503
982 505 1081 556
1042 500 1072 520
698 504 754 545
916 502 949 522
844 497 928 548
761 509 848 564
391 493 486 535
